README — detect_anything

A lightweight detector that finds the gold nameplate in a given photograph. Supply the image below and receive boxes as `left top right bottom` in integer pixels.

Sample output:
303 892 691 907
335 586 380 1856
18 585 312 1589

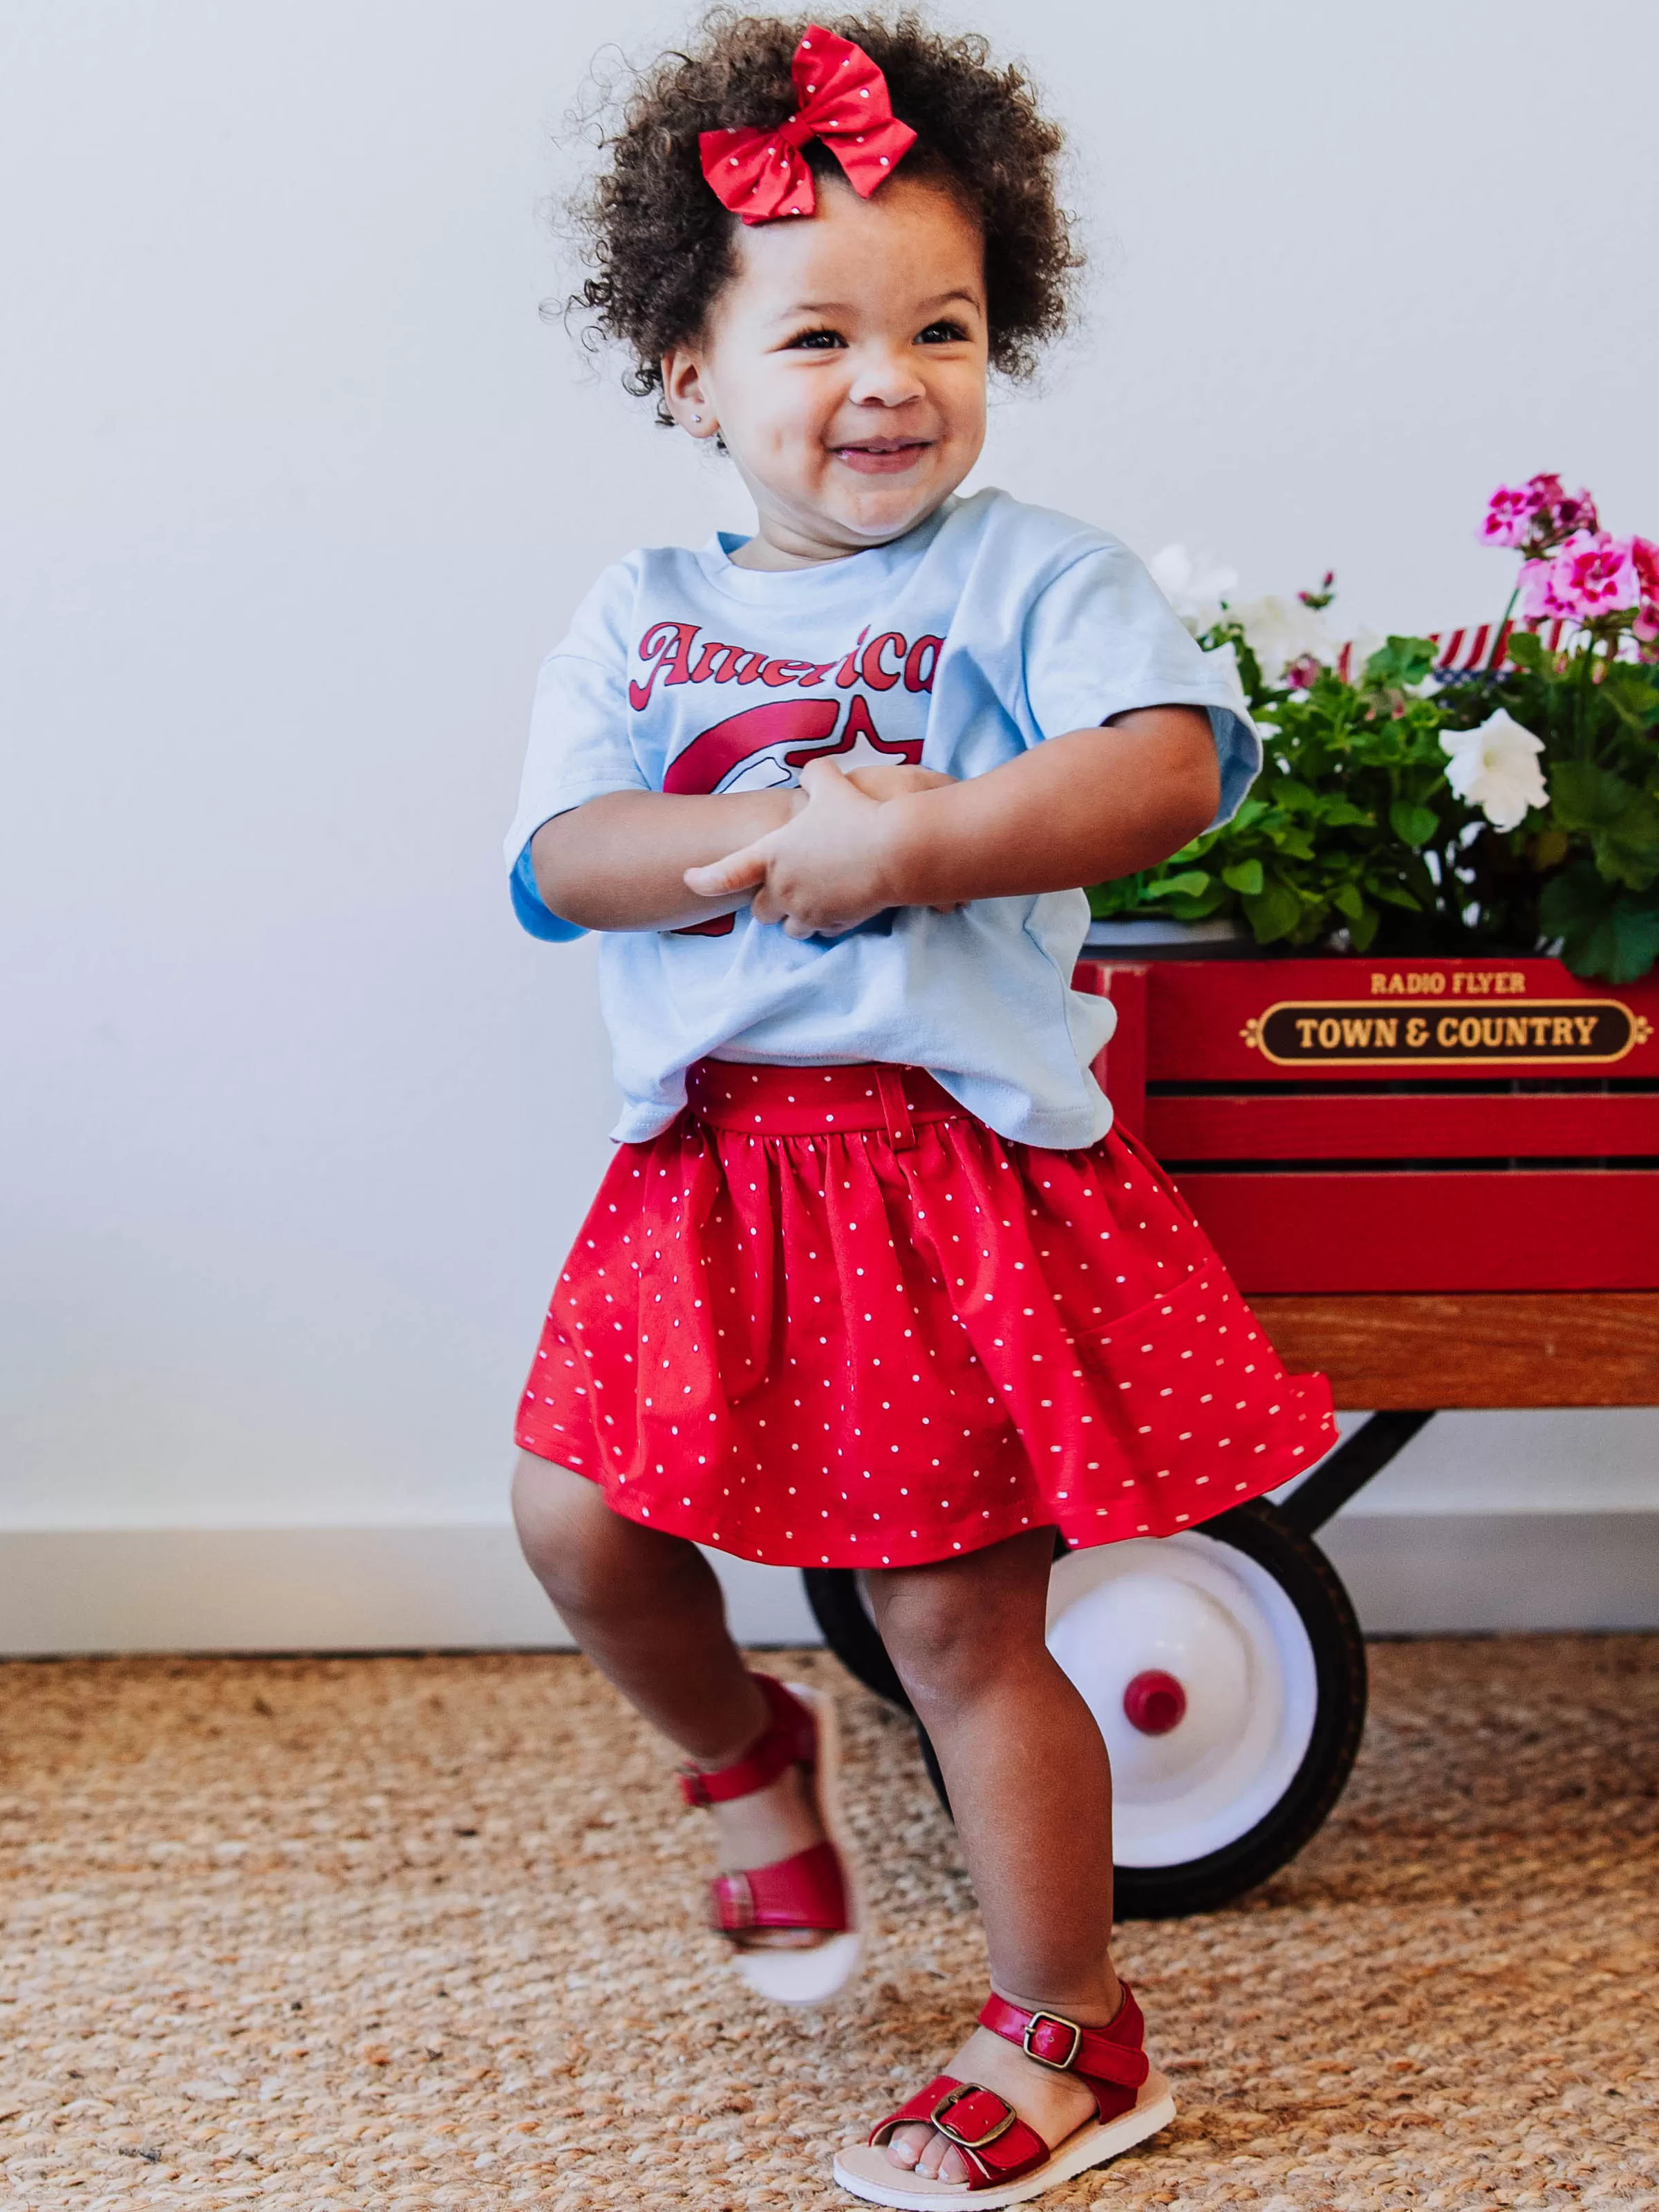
1240 1000 1651 1069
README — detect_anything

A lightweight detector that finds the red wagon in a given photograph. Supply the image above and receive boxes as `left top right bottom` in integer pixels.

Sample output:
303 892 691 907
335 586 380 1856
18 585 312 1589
806 952 1659 1913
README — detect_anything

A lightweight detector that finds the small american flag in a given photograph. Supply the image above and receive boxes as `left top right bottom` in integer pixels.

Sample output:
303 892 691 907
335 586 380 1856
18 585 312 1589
1333 618 1571 684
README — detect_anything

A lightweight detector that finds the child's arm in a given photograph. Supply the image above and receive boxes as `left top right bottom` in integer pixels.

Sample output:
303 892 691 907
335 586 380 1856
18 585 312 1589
684 706 1219 939
531 762 957 932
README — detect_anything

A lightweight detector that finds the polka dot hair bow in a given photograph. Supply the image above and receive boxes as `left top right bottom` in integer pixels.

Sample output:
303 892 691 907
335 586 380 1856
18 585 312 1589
698 26 918 225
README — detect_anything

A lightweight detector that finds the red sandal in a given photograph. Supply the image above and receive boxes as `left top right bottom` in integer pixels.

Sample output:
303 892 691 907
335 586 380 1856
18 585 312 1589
679 1673 865 2005
832 1987 1174 2206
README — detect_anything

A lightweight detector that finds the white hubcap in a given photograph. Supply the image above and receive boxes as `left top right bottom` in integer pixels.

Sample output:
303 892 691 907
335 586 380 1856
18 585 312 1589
1045 1534 1318 1866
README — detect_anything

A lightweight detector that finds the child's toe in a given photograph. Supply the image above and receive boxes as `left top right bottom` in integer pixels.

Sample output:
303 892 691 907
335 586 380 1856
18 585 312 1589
884 2122 928 2168
915 2132 968 2183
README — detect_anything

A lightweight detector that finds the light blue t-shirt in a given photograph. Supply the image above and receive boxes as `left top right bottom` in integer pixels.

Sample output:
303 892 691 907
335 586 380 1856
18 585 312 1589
506 488 1258 1147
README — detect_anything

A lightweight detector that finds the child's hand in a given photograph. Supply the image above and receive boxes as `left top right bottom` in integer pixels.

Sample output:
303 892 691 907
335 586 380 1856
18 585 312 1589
841 761 957 803
838 764 959 911
684 759 955 937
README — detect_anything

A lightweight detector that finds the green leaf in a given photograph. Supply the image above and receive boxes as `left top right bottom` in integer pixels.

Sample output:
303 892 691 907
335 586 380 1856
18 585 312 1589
1369 881 1423 910
1401 852 1440 908
1331 882 1365 921
1597 661 1659 732
1144 870 1214 901
1163 889 1229 921
1540 867 1659 983
1087 879 1135 918
1552 763 1659 890
1241 878 1302 943
1504 630 1547 673
1604 836 1659 893
1221 859 1265 896
1389 800 1441 849
1364 635 1436 689
1550 762 1637 832
1347 901 1380 951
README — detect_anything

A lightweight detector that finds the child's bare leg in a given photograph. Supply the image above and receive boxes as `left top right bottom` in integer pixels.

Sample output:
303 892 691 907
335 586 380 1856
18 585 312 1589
866 1528 1121 2182
512 1452 826 1943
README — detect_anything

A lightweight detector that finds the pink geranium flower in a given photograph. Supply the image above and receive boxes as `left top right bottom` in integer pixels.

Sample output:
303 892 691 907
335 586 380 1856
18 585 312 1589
1519 532 1639 624
1517 542 1578 621
1481 482 1544 549
1481 481 1546 549
1631 536 1659 643
1480 472 1599 554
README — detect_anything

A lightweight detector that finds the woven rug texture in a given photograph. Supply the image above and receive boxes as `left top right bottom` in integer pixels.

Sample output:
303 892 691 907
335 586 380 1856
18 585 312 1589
1 1636 1655 2211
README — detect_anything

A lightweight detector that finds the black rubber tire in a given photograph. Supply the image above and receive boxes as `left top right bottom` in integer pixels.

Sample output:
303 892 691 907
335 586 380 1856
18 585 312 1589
801 1498 1367 1918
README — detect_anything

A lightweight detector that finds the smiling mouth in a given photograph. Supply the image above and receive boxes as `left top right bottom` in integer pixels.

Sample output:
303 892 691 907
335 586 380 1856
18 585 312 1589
831 437 934 476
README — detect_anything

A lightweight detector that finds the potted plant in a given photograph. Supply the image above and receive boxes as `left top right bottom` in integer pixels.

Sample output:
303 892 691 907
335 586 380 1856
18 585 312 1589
1091 476 1659 980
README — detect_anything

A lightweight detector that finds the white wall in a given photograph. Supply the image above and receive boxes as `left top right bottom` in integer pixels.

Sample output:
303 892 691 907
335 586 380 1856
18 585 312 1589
4 0 1657 1646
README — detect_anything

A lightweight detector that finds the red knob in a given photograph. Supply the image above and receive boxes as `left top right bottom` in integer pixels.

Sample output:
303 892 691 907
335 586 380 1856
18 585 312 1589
1123 1669 1187 1736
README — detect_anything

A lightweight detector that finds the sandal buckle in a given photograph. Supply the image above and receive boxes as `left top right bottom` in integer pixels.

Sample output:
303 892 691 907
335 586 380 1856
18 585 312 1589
1020 2009 1084 2071
928 2083 1015 2151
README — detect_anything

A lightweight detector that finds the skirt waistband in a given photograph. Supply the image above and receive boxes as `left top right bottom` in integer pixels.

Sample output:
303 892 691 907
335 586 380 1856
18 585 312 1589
685 1059 966 1150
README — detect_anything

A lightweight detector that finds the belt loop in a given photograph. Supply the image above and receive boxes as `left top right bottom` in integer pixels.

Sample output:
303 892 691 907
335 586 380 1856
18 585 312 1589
875 1067 917 1150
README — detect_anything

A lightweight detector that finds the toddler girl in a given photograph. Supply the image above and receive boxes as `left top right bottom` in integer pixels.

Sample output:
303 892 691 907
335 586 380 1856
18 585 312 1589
507 15 1333 2202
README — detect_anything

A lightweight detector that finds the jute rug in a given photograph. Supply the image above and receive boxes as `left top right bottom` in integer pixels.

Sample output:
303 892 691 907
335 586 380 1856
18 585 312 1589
1 1636 1655 2210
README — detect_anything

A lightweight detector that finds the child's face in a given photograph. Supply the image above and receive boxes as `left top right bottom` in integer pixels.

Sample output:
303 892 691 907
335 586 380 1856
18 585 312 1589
664 172 988 563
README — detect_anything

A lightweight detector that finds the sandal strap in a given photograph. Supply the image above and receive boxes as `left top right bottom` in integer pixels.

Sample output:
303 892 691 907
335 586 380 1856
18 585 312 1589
678 1674 815 1807
868 2075 1049 2189
709 1837 849 1936
979 1988 1150 2111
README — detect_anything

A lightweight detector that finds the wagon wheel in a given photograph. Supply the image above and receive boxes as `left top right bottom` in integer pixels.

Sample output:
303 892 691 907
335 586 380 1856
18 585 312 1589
801 1497 1367 1918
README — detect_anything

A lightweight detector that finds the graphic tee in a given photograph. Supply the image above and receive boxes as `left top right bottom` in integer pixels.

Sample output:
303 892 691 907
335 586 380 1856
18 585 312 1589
506 488 1259 1147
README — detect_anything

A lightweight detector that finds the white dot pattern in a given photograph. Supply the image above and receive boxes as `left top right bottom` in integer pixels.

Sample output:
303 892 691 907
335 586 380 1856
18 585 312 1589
515 1059 1336 1567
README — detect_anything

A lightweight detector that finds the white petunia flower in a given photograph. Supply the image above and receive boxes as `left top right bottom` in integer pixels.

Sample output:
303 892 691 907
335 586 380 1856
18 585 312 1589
1147 543 1239 632
1230 594 1339 684
1439 709 1548 832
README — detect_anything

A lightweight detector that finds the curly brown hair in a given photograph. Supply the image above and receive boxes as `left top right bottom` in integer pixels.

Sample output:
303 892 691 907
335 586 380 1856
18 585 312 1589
568 10 1080 422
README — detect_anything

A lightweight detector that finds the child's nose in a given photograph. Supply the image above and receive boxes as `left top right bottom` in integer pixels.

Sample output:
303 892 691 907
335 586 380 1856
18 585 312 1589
845 346 926 408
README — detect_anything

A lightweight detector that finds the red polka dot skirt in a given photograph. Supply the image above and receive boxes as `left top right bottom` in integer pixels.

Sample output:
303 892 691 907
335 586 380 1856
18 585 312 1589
516 1059 1336 1568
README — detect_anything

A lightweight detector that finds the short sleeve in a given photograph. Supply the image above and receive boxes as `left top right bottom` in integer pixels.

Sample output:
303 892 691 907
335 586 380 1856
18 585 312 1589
504 561 650 940
511 837 586 942
1020 542 1262 827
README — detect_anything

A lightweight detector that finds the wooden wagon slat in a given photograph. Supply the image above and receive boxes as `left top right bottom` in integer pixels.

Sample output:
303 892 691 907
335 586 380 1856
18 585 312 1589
1145 1091 1659 1163
1253 1292 1659 1409
1175 1168 1659 1293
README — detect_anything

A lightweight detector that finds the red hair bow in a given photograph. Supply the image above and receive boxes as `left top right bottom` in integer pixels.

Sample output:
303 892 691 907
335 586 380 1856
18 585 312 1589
699 26 917 225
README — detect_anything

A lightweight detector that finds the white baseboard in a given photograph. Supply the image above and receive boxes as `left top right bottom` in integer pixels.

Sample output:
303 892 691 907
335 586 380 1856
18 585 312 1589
0 1515 1655 1657
0 1526 818 1657
1318 1512 1659 1634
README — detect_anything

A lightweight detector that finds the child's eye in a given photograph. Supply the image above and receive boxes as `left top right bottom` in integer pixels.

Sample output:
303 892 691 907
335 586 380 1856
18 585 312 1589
917 320 970 345
784 326 846 350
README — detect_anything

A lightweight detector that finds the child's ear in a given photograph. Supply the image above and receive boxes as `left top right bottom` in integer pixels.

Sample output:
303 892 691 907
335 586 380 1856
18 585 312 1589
662 350 719 439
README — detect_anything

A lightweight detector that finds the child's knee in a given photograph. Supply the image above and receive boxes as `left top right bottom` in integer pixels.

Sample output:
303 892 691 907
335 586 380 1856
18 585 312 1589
511 1451 701 1620
874 1575 1011 1710
512 1452 629 1611
871 1535 1056 1710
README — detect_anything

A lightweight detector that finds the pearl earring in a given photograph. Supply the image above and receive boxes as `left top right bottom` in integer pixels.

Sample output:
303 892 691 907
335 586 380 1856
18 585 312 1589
690 412 704 424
